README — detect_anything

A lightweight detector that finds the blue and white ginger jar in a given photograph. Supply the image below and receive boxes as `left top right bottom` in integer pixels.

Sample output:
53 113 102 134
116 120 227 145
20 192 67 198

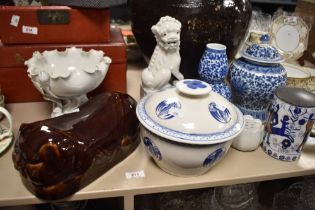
230 34 287 122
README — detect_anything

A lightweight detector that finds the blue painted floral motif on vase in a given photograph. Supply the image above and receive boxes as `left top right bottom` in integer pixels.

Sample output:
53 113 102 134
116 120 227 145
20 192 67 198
203 147 226 167
261 96 315 161
211 82 233 102
198 43 228 83
143 137 162 160
155 99 181 120
230 58 287 122
245 43 281 61
242 34 284 63
209 102 231 123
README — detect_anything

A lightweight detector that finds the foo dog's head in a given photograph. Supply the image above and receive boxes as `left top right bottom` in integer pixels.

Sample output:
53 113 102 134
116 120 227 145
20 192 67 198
151 16 181 51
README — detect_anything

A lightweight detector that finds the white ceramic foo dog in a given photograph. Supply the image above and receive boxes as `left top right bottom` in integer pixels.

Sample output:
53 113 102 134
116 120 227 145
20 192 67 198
25 47 112 117
141 16 184 96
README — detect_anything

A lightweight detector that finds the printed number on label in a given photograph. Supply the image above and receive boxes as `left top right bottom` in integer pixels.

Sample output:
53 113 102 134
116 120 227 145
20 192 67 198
22 26 38 35
125 170 145 179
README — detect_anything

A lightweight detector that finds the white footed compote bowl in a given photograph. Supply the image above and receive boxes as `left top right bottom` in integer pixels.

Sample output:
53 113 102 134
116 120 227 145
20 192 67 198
25 47 112 117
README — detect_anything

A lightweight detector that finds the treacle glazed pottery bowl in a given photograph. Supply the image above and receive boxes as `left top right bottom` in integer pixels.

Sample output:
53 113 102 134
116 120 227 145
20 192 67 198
136 79 244 176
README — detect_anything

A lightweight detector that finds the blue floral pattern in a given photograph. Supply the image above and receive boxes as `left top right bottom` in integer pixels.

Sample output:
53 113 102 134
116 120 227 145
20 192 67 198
183 80 207 89
242 34 283 63
245 44 281 61
155 99 181 120
143 137 162 160
203 147 226 167
211 83 232 102
198 46 228 83
230 58 287 121
231 58 285 74
262 144 298 162
237 105 269 122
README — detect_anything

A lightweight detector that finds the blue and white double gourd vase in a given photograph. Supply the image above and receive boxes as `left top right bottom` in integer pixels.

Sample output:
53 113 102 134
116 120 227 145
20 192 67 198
198 43 232 102
261 87 315 161
230 34 287 122
136 79 244 176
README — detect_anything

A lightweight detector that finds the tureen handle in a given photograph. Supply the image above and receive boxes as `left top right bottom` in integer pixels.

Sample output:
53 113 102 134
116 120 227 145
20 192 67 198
175 79 212 96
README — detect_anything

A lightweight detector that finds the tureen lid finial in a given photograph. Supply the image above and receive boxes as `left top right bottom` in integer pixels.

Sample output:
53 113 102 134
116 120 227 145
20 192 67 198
176 79 212 96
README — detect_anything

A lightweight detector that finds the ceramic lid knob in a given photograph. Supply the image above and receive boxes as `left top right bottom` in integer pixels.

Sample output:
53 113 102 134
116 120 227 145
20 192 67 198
260 34 270 43
176 79 212 96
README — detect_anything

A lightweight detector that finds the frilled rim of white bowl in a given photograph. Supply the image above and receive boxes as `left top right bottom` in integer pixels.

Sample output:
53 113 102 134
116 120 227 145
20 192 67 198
136 92 245 145
25 47 112 79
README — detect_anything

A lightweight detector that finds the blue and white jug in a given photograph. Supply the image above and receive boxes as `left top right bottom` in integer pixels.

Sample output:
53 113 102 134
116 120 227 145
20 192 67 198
261 87 315 161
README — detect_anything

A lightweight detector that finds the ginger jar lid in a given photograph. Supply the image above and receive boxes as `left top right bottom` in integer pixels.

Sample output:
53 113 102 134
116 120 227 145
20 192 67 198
136 79 244 144
241 34 284 64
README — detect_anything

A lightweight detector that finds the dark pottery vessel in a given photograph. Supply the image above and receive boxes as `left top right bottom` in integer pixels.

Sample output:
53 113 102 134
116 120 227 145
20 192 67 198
12 92 140 200
131 0 252 79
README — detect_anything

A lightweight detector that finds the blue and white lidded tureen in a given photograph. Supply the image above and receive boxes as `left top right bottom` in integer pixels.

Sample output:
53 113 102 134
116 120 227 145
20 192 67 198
230 34 287 122
136 79 244 176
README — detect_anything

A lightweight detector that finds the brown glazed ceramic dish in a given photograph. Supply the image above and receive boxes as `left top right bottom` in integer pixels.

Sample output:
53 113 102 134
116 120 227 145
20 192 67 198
12 92 140 200
131 0 252 79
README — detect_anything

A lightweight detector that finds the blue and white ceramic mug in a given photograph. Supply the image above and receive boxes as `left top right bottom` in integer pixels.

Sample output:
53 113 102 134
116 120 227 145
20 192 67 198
261 87 315 161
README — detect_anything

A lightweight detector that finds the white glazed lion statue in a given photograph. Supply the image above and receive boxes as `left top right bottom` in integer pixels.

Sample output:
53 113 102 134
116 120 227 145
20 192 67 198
141 16 184 95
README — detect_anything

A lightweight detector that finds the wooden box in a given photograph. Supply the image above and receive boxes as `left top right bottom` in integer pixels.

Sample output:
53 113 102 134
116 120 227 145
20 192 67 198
0 6 110 44
0 28 127 103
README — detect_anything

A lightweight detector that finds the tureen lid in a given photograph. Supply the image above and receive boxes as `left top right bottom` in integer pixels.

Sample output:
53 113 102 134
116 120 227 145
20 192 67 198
241 34 284 64
136 79 244 145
